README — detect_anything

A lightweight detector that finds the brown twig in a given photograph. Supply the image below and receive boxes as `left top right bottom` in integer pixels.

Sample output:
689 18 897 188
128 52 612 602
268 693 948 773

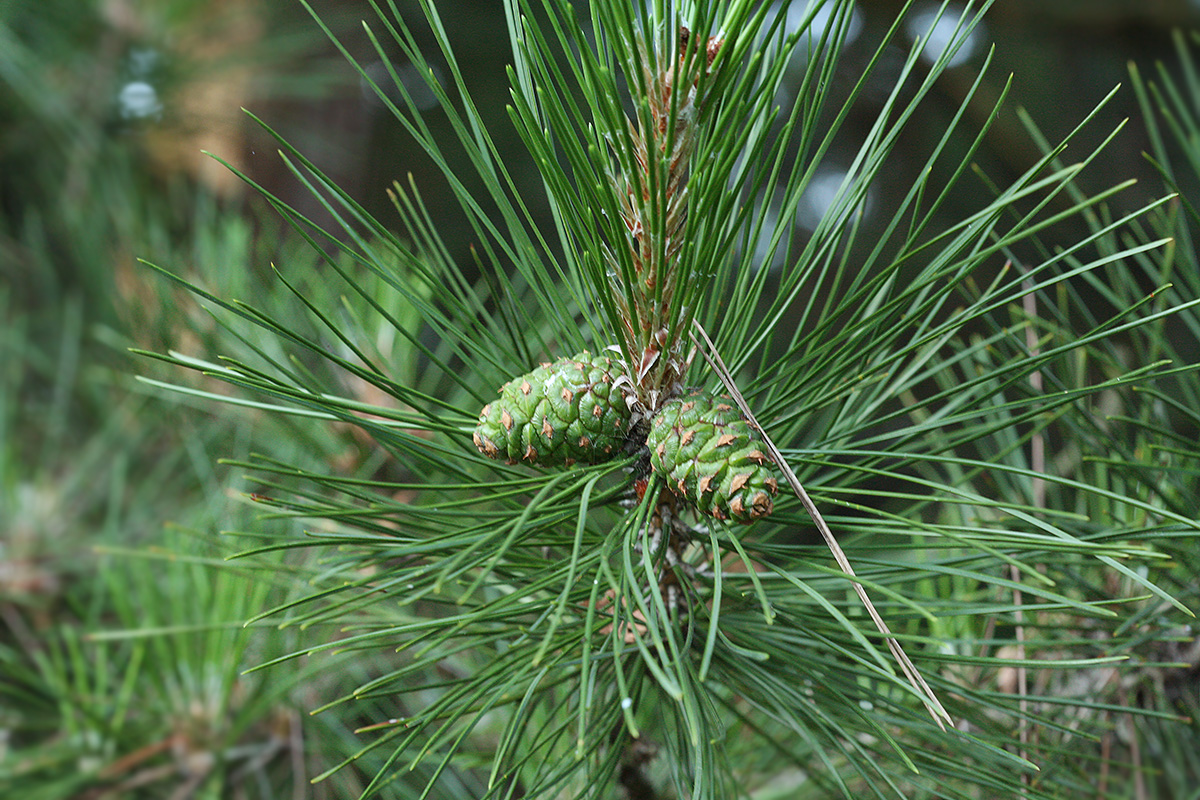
1010 262 1053 780
691 321 952 729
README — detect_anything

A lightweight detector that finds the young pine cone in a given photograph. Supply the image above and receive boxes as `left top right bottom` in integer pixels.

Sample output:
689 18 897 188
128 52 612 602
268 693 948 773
474 351 631 466
647 389 779 523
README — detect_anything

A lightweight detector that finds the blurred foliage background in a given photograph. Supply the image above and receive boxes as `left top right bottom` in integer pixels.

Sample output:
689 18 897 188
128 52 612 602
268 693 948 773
3 0 1200 797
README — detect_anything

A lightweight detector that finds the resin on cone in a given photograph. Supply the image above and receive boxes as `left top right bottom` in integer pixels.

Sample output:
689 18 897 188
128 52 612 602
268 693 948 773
648 389 778 522
474 351 631 466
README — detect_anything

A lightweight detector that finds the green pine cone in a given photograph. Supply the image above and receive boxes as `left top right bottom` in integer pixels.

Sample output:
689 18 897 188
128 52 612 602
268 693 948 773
647 389 779 523
474 351 631 466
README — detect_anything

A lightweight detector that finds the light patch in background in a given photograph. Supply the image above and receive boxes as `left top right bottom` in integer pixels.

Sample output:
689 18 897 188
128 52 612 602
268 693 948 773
748 166 874 272
116 46 164 122
905 3 984 68
769 1 864 110
126 46 160 79
787 0 863 51
363 61 443 113
768 0 864 55
117 80 163 121
797 166 873 232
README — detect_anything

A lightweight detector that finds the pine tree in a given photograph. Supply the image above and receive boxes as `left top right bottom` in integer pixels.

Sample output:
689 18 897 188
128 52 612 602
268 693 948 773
142 1 1197 797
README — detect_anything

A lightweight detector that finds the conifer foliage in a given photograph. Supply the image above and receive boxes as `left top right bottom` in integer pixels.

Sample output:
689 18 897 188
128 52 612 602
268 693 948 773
142 1 1196 798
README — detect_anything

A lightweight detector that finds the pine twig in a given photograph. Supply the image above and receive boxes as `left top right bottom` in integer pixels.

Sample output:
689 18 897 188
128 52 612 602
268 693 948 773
691 320 952 729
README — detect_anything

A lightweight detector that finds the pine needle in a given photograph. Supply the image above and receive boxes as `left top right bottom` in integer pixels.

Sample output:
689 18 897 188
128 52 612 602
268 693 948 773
692 319 953 729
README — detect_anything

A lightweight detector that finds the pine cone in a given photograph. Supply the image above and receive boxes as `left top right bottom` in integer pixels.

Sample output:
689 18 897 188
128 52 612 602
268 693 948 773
647 389 778 523
474 351 631 466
